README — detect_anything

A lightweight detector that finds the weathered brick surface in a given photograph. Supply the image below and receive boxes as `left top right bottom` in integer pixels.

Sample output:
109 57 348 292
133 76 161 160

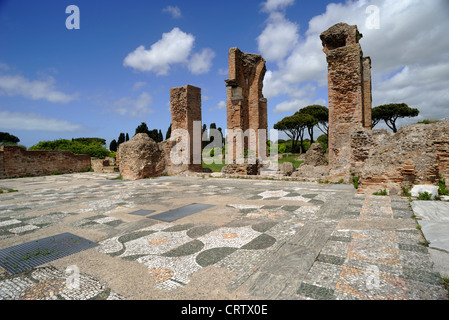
0 146 90 179
321 23 372 177
170 85 202 172
225 47 267 163
353 119 449 194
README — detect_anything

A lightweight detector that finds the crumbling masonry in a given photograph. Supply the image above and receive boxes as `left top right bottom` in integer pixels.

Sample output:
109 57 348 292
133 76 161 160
170 84 203 172
225 47 268 163
320 23 372 178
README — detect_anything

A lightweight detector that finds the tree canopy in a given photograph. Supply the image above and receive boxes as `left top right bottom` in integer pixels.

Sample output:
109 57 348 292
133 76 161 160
372 103 420 133
0 132 20 145
29 138 111 158
297 105 329 137
274 113 316 153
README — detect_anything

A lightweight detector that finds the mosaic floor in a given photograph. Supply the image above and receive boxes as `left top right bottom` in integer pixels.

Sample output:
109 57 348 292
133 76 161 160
0 173 447 300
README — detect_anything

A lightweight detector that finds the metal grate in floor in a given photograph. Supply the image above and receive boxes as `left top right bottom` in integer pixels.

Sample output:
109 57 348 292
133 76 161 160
148 204 215 222
0 233 98 274
128 209 155 216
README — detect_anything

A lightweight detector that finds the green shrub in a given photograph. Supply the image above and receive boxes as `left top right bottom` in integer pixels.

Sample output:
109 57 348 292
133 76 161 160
352 176 359 189
29 139 112 158
373 189 388 196
439 175 449 195
418 192 432 200
402 186 412 197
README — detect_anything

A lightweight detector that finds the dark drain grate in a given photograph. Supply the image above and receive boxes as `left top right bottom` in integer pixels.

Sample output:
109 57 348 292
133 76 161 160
128 209 155 216
0 233 98 274
148 204 215 222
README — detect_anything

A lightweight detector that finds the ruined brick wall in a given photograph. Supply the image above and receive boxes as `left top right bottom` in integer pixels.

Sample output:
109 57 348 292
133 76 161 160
0 146 91 179
320 23 372 178
170 85 202 172
225 47 267 162
352 119 449 194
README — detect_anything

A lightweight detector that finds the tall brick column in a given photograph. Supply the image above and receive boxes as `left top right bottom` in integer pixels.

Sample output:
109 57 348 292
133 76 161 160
225 47 267 163
320 23 372 176
170 85 202 172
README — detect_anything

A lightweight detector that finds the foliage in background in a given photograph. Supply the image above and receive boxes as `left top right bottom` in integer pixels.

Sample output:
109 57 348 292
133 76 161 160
371 103 419 133
29 138 112 158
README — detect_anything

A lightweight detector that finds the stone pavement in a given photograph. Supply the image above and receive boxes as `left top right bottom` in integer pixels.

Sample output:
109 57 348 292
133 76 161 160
0 172 447 300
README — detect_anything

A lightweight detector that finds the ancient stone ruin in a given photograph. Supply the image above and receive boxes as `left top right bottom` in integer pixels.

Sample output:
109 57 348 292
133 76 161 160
0 146 90 178
170 84 203 173
320 22 372 178
225 47 268 164
117 84 203 180
317 22 449 194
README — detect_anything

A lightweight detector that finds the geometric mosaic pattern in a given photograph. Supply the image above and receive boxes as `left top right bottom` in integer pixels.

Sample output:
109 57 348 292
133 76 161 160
98 221 280 291
0 174 447 300
297 195 448 300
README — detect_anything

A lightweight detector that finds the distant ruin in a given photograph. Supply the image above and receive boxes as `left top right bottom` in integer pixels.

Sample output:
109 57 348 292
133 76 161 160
170 84 203 173
0 146 90 179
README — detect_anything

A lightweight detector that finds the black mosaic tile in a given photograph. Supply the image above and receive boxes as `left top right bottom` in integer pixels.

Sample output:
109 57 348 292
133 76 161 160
241 234 276 250
398 243 428 254
402 267 443 286
163 240 204 257
316 253 345 265
297 282 334 300
196 247 237 267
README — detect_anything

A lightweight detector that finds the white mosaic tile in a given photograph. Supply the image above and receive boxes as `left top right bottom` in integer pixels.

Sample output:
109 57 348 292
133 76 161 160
94 217 120 224
258 190 289 199
198 226 261 250
0 219 22 227
9 225 39 234
121 230 191 257
97 237 123 254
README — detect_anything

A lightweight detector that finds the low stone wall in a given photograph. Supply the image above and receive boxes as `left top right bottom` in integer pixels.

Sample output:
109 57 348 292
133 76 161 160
352 119 449 194
0 146 91 179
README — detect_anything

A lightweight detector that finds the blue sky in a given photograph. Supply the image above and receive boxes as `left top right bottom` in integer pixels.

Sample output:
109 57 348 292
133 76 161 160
1 0 448 148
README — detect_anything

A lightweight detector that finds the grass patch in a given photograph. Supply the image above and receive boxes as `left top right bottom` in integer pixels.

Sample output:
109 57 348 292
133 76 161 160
373 189 388 196
202 161 227 173
277 155 304 169
417 191 433 200
7 189 18 193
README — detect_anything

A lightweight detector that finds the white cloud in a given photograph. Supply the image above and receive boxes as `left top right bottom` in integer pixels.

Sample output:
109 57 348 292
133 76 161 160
132 81 147 91
260 0 449 122
188 48 216 75
114 92 154 117
162 5 182 19
0 111 84 132
209 100 226 112
257 12 299 62
261 0 294 12
124 27 215 76
0 73 77 103
123 28 195 75
218 68 229 76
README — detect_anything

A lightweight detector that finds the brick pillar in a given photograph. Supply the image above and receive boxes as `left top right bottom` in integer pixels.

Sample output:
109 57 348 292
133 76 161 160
362 56 372 129
225 47 267 163
170 85 202 172
320 23 371 175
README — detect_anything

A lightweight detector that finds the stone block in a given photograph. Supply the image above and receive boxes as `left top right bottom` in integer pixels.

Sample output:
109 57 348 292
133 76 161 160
410 185 439 199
